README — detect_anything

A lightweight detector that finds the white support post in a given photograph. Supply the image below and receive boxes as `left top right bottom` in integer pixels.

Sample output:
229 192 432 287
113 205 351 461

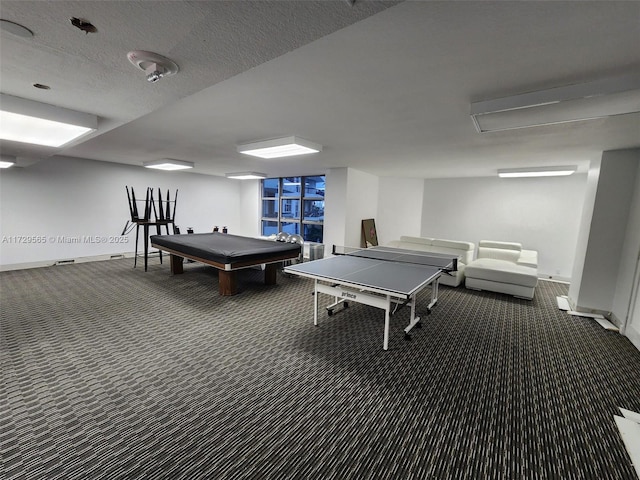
313 279 319 326
383 298 391 351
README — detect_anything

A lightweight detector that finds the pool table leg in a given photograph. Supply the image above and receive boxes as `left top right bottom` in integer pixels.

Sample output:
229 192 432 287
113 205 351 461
170 254 184 274
219 270 237 296
264 263 277 285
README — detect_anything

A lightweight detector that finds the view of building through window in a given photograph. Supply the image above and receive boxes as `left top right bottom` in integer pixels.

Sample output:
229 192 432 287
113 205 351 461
261 176 325 242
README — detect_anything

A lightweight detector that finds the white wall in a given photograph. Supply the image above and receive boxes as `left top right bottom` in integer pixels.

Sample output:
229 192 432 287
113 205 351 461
419 174 587 280
323 167 379 253
376 177 424 245
238 180 261 237
612 161 640 349
327 172 588 280
0 156 244 269
629 275 640 350
593 149 640 351
344 168 379 248
569 149 639 312
323 168 348 255
567 160 601 307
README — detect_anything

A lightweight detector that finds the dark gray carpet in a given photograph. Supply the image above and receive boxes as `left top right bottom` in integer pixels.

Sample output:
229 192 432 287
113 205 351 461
1 258 639 479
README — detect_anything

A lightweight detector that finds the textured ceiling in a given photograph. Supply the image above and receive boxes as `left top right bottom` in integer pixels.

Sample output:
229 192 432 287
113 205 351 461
1 0 639 178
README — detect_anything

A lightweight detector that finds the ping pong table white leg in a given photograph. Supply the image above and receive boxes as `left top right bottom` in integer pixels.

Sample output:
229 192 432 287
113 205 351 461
427 277 440 310
411 295 418 326
383 296 391 350
314 279 319 326
403 294 422 336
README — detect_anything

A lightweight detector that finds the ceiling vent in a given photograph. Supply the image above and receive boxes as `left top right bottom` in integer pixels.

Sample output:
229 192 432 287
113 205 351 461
470 73 640 133
127 51 179 83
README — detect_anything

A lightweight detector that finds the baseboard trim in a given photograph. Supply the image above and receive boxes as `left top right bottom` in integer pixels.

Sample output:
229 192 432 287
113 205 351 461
0 252 135 272
539 277 570 285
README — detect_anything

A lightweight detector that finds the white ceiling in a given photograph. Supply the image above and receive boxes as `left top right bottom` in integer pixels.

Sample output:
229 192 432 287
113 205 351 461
1 1 639 179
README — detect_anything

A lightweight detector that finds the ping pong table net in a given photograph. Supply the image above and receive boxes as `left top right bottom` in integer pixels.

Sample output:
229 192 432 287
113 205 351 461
332 245 458 273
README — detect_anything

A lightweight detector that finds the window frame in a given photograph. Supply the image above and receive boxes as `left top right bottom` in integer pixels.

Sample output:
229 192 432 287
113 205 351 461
260 176 325 242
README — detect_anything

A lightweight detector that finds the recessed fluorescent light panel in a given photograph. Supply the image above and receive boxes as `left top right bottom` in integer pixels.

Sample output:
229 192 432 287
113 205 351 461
498 166 577 178
237 136 322 159
0 155 16 169
471 73 640 133
0 94 97 147
143 159 194 171
225 172 267 180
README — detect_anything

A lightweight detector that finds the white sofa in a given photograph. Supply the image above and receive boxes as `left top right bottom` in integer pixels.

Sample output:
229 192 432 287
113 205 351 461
386 236 475 287
465 240 539 299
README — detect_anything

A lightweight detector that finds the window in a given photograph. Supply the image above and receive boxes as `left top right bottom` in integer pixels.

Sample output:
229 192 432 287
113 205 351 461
261 175 325 242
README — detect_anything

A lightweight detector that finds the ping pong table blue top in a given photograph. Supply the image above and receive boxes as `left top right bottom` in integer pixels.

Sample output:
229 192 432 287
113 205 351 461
284 246 458 297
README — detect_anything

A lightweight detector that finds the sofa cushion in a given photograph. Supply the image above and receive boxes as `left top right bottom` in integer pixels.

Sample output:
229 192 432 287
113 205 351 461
477 240 522 263
398 236 434 246
479 240 522 250
421 245 467 265
478 247 521 263
432 238 475 264
387 240 433 252
388 237 474 265
465 258 538 288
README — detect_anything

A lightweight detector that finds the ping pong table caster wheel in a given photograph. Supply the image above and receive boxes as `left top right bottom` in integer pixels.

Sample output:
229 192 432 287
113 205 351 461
404 333 412 341
344 302 349 308
426 308 432 315
415 322 422 329
327 310 334 317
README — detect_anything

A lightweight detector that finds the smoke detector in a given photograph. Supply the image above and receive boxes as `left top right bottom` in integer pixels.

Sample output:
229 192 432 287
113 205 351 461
127 50 179 83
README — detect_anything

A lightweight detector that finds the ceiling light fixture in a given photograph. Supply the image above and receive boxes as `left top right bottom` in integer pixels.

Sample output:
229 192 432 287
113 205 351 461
127 51 179 83
0 154 16 169
225 172 268 180
498 166 577 178
143 159 194 171
471 73 640 133
0 19 34 38
0 94 97 147
237 136 322 159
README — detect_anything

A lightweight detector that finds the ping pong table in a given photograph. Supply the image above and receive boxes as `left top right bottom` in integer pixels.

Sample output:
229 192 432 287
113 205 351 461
284 246 458 350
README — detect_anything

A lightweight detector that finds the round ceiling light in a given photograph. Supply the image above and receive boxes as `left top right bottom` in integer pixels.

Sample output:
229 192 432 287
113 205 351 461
127 50 179 83
0 19 34 38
